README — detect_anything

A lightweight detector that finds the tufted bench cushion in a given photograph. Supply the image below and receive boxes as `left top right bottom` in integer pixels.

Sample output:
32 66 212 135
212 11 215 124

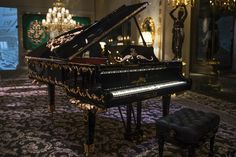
156 108 220 157
156 108 220 144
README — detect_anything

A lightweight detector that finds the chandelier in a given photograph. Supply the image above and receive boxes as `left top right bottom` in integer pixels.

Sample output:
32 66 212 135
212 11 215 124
167 0 195 7
210 0 236 11
42 0 77 37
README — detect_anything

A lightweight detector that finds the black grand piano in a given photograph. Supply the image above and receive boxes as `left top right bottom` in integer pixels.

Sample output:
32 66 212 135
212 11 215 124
25 2 191 156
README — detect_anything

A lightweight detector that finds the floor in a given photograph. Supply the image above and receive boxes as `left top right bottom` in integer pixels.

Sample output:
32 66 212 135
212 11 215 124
0 78 235 157
190 72 236 104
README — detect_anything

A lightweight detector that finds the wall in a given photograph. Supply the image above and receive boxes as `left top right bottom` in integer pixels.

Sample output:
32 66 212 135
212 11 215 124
94 0 135 20
233 15 236 71
0 0 94 70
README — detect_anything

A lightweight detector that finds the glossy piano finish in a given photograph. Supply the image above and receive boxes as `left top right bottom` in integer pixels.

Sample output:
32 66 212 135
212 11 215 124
25 2 191 156
27 58 190 108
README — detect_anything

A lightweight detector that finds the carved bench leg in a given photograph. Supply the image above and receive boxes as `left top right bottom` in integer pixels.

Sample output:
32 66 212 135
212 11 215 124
209 135 215 157
162 95 171 117
48 84 55 113
188 145 196 157
124 103 143 142
158 137 164 157
83 110 96 157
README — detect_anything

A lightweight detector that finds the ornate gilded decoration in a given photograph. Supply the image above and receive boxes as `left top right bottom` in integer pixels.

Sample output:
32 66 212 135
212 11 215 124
27 20 47 44
114 48 153 63
28 60 104 103
70 99 105 112
28 72 104 103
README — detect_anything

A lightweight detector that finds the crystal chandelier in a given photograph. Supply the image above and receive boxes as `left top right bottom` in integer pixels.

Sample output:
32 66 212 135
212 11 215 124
42 0 77 37
210 0 236 11
167 0 195 7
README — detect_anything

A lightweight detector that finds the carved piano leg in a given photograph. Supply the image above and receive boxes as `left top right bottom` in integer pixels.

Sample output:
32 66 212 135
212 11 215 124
162 95 171 117
136 101 143 141
124 103 132 140
83 110 96 156
124 103 143 142
136 101 142 129
47 84 55 113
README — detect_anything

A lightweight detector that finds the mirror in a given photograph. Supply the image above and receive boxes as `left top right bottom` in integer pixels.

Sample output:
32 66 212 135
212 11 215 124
140 17 155 46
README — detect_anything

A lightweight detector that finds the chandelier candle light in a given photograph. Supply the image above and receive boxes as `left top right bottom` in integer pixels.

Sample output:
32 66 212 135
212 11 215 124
42 0 77 38
167 0 195 7
210 0 236 11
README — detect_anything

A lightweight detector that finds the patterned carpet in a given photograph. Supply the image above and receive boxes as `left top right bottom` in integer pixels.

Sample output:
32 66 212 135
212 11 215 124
0 79 236 157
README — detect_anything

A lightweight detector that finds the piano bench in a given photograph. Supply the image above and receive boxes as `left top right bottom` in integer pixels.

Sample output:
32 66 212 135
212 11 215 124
156 108 220 157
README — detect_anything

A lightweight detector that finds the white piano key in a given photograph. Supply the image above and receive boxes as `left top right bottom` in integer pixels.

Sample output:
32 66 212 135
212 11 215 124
111 81 186 98
101 67 167 74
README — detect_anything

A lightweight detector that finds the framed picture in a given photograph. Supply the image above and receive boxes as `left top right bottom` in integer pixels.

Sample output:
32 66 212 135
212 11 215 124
22 14 48 50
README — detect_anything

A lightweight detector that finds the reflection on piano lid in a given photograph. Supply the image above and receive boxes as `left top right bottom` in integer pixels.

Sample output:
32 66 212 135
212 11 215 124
111 81 187 98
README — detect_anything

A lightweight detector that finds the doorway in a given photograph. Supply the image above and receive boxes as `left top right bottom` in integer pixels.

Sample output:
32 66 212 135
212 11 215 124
190 0 236 103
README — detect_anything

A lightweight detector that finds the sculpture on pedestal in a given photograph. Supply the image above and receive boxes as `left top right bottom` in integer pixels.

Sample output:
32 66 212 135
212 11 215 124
170 5 187 60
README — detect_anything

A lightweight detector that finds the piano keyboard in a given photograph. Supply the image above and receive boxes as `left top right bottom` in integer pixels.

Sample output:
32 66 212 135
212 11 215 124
111 81 186 98
101 67 166 74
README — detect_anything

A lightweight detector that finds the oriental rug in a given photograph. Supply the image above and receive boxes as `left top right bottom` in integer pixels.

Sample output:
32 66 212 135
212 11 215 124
0 79 235 157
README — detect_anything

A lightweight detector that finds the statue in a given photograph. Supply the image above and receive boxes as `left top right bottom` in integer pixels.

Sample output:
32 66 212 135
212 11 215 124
169 5 188 60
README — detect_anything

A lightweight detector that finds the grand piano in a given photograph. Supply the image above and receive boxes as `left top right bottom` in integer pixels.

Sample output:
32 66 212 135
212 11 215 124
25 2 191 156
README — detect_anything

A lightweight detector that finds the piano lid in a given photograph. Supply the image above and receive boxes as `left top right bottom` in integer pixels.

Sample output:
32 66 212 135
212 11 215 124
26 2 150 61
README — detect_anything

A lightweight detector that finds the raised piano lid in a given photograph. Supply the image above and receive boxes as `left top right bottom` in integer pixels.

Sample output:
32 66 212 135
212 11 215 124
26 2 150 61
